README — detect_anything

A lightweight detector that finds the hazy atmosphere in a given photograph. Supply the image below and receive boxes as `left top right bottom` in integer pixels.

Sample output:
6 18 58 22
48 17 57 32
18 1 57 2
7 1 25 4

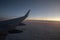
1 0 60 40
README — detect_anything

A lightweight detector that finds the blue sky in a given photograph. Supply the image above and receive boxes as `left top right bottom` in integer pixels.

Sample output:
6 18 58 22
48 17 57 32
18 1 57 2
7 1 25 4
0 0 60 21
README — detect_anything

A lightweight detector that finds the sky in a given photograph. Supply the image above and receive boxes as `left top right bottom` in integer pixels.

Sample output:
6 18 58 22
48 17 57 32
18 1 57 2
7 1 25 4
0 0 60 21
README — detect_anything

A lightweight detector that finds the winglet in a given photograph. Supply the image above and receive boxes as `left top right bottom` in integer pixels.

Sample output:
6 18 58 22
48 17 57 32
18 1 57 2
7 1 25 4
24 9 31 17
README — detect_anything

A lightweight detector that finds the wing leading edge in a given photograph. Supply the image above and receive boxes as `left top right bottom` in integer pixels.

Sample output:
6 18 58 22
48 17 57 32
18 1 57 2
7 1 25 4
18 9 30 26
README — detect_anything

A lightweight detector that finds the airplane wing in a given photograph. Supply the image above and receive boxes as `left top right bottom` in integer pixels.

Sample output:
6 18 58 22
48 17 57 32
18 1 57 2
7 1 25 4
0 9 30 30
0 9 30 40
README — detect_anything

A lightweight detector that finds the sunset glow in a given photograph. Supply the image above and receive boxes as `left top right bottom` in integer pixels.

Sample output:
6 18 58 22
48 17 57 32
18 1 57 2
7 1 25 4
27 18 60 21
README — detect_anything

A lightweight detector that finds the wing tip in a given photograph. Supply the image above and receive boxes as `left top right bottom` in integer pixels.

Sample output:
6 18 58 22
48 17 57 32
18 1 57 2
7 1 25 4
24 9 31 17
